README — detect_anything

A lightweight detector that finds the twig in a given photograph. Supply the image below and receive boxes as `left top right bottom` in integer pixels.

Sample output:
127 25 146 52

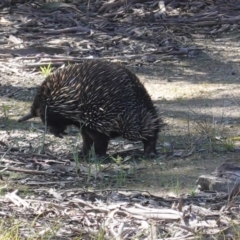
0 165 52 175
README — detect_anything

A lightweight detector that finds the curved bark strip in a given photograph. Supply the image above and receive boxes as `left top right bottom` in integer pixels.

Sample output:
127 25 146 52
98 0 149 13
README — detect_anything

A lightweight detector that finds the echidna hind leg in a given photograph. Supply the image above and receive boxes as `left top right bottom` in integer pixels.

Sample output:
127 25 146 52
93 135 109 156
142 137 157 156
81 128 109 157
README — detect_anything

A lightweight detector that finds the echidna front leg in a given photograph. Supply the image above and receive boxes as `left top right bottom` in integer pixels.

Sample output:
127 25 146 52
142 137 157 156
81 128 94 156
93 134 109 157
81 128 109 157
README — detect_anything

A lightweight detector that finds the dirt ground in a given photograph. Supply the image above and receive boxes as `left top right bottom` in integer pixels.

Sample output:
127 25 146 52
0 1 240 200
133 34 240 195
1 32 240 197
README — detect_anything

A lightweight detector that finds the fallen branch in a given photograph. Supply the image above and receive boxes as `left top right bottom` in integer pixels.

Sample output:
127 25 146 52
0 165 52 175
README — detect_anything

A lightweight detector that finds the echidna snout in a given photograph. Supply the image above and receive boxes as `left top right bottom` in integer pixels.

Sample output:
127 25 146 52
18 112 34 122
18 60 164 157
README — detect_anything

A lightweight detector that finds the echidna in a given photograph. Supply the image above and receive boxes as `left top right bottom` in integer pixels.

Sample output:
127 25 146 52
18 60 164 156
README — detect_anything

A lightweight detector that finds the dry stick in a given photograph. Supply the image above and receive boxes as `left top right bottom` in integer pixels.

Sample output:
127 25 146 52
21 47 193 65
21 56 156 68
0 151 59 160
173 224 196 234
62 188 175 203
40 26 91 34
132 205 183 215
25 181 74 186
0 165 52 175
5 190 30 208
16 55 78 60
71 199 123 214
120 206 182 220
155 233 195 240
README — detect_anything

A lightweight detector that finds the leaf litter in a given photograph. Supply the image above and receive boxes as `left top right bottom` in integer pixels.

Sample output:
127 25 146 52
1 0 240 239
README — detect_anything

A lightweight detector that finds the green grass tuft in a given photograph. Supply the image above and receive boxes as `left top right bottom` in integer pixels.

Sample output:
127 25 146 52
40 64 52 77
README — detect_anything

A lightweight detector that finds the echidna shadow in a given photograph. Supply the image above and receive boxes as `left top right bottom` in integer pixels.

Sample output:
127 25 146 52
18 60 165 157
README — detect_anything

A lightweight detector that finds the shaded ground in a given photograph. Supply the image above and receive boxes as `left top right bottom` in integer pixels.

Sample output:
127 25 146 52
0 0 240 239
2 35 240 194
